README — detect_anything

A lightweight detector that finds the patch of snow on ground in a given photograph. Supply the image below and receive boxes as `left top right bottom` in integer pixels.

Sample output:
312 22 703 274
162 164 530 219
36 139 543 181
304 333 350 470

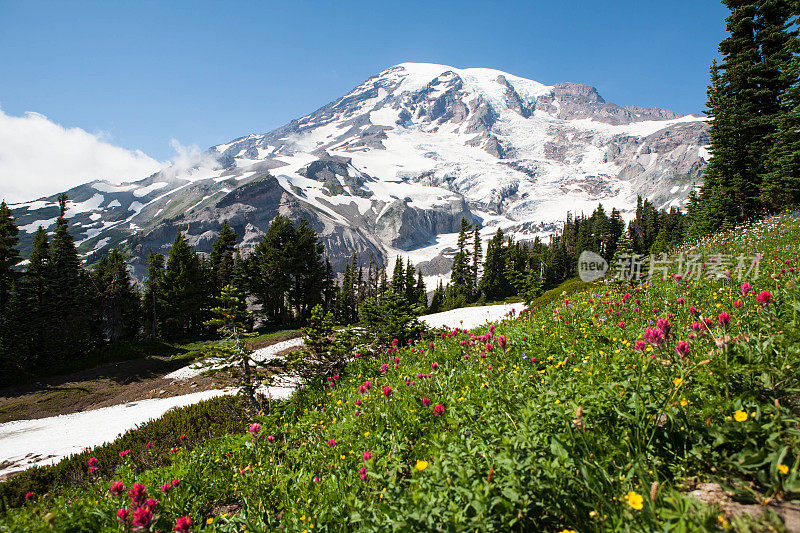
251 337 305 364
19 217 57 234
92 181 137 193
65 194 104 217
0 389 231 477
132 182 168 198
420 303 520 330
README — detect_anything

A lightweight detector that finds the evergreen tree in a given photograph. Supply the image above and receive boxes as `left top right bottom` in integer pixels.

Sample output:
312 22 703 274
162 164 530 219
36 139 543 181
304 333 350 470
471 225 482 295
479 228 507 300
230 249 248 292
322 257 337 314
2 227 50 370
449 218 473 302
404 259 417 304
695 1 796 230
93 248 140 342
49 198 98 360
162 231 204 337
0 201 20 321
204 284 260 410
610 231 637 282
763 7 800 208
415 270 427 310
249 216 325 325
288 219 325 322
249 215 296 324
428 280 444 314
360 289 423 346
143 250 165 338
391 256 405 293
337 254 357 324
209 221 237 293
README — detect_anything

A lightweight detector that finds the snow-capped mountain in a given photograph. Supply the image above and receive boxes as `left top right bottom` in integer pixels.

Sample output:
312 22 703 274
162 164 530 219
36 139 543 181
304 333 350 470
8 62 709 280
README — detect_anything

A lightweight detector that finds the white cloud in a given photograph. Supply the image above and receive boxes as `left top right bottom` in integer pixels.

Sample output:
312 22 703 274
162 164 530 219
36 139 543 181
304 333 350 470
161 138 221 179
0 108 167 203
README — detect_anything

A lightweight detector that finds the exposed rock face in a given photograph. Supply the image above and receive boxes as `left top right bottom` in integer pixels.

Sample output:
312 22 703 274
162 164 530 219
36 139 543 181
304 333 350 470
537 83 684 124
10 62 709 282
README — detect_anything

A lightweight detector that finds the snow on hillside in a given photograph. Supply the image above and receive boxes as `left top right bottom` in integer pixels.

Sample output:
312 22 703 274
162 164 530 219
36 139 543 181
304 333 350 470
0 389 230 477
420 303 519 330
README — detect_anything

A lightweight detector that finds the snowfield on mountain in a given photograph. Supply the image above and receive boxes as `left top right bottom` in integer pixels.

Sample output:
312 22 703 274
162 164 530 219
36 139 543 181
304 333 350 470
9 63 708 282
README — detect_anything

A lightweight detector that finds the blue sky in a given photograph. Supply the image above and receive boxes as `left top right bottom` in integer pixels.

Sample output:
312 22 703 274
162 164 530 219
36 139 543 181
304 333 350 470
0 0 728 199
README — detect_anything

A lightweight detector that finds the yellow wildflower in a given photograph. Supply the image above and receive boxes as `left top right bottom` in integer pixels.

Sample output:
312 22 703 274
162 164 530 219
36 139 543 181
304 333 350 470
626 491 644 510
734 410 748 422
778 464 789 475
415 460 429 471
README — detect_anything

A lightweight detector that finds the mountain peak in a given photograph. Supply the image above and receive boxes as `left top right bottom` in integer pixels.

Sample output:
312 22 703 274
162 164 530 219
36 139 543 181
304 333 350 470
10 63 709 284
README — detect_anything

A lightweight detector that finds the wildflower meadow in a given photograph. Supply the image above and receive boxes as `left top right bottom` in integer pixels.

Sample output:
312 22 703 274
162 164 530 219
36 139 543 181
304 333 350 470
2 212 800 531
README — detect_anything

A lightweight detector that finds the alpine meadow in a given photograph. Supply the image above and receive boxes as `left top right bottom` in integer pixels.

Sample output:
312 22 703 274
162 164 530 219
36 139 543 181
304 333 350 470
0 1 799 532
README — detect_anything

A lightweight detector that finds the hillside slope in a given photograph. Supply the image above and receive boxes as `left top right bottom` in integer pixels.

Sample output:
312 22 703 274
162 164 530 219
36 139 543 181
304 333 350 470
2 211 798 531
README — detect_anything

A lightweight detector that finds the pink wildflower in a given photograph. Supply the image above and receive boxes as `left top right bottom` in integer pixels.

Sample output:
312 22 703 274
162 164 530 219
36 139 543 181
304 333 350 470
131 506 153 528
327 438 336 447
656 317 672 337
718 312 731 328
433 404 445 416
174 515 191 533
248 423 261 438
363 451 372 461
109 481 126 496
129 483 147 506
675 340 690 358
116 508 129 522
267 435 276 443
382 386 392 396
756 290 773 305
422 397 431 406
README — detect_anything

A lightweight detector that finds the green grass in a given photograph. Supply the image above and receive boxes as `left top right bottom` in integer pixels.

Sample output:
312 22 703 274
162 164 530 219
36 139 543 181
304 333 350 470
3 213 800 531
